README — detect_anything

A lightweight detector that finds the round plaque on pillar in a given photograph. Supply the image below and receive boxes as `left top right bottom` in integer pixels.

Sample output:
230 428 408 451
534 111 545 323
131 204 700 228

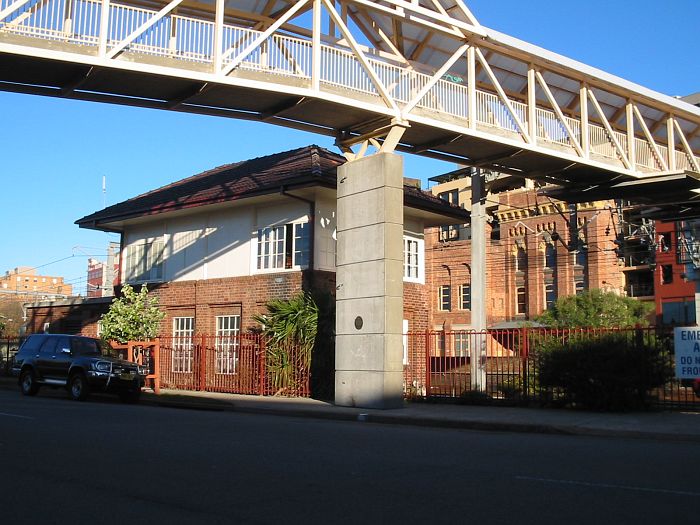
354 316 363 330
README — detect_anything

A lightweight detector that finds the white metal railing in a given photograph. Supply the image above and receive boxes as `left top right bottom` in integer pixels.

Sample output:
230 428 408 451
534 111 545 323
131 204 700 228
0 0 67 39
535 107 581 147
72 0 100 44
2 0 698 174
475 90 527 133
321 44 374 94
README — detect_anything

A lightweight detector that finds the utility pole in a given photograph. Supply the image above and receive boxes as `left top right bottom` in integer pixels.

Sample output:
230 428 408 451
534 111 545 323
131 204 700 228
470 169 487 391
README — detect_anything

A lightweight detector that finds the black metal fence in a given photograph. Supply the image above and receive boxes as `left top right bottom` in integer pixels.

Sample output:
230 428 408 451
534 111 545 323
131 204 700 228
0 337 21 376
403 327 700 411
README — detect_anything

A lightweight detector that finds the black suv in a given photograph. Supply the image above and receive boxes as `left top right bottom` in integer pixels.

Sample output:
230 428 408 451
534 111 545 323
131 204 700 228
11 334 146 402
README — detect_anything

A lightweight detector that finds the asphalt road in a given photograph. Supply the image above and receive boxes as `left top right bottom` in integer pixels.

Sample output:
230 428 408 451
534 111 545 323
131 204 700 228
1 388 698 525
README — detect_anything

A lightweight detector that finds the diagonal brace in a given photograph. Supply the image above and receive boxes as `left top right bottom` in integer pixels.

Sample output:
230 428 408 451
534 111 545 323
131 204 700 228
632 105 668 171
105 0 183 59
0 0 32 23
220 0 309 76
535 71 584 157
475 47 530 143
587 90 631 170
322 0 399 113
402 43 468 115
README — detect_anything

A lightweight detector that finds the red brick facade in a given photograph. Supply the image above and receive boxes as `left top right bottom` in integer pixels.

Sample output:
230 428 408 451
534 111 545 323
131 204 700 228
25 270 430 338
425 185 625 327
654 221 697 324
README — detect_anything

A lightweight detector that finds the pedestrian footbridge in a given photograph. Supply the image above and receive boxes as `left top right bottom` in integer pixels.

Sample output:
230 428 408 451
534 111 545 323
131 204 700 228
2 0 699 187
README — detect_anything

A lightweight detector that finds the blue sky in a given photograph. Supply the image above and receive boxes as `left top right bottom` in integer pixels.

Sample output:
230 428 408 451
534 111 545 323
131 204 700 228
1 0 698 294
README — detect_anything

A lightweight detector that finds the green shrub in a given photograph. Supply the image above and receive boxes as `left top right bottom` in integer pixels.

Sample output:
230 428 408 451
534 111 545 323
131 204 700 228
534 333 672 411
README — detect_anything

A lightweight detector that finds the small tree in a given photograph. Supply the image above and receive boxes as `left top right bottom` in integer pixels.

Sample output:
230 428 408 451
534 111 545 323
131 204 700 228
537 289 653 328
100 284 165 343
0 299 24 337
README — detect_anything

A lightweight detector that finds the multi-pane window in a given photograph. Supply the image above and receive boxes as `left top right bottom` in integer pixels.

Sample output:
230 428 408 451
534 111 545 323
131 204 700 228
516 286 527 315
454 332 470 357
172 317 194 373
544 243 557 310
257 222 310 270
515 245 528 316
404 238 420 280
545 283 557 310
435 331 446 357
125 239 164 283
662 264 673 285
293 223 310 267
544 243 557 270
438 189 460 241
438 285 451 311
459 283 471 310
215 315 240 375
515 246 527 273
574 249 588 295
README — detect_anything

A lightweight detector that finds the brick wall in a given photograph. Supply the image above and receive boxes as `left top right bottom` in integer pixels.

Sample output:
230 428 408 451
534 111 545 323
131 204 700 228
424 189 625 326
25 298 112 337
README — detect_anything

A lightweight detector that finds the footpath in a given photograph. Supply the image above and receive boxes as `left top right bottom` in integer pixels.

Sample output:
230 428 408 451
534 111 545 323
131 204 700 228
2 376 698 442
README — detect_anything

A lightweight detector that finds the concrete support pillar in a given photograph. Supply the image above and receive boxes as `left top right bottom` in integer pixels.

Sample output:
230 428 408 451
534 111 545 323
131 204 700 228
335 153 404 409
470 170 487 390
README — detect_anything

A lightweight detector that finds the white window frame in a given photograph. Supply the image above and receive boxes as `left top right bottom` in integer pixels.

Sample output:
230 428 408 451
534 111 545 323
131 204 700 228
403 236 425 284
459 283 471 311
454 332 470 357
215 315 240 375
256 221 310 272
438 285 451 312
172 317 194 373
125 238 164 284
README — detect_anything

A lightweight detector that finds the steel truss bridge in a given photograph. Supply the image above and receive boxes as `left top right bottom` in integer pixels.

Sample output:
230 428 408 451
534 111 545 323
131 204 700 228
1 0 699 191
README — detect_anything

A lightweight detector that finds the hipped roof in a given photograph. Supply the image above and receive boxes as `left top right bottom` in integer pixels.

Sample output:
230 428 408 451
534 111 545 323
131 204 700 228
76 145 469 230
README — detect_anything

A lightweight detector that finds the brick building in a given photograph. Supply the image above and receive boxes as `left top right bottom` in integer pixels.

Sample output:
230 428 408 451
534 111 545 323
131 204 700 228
653 220 698 325
425 168 625 333
26 146 465 338
0 267 72 301
86 242 121 298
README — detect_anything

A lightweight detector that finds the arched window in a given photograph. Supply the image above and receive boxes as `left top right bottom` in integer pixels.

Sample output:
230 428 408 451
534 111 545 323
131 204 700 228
574 248 588 294
516 246 527 273
544 243 558 309
515 244 528 316
545 243 557 270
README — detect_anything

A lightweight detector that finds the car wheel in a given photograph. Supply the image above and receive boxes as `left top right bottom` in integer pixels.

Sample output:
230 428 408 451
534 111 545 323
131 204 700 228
68 373 89 401
119 390 141 404
20 369 39 396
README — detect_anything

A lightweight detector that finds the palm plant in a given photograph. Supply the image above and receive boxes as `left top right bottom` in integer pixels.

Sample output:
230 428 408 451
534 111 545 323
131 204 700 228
254 293 318 395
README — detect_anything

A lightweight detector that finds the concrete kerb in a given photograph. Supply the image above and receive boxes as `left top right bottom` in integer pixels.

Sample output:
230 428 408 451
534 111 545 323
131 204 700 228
1 376 699 442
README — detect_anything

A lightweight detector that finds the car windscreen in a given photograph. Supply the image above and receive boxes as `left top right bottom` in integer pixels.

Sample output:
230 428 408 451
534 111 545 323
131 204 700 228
70 338 102 356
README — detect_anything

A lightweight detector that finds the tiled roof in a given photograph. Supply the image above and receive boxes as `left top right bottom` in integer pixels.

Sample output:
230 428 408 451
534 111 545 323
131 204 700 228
76 145 468 228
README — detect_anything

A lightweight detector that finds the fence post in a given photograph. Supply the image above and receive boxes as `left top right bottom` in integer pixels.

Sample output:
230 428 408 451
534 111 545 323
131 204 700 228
258 335 266 396
153 338 161 395
425 330 431 397
521 326 529 399
199 334 207 391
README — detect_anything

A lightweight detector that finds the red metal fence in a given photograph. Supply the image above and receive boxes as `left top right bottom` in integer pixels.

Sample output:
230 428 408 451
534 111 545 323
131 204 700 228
403 327 700 410
157 334 310 397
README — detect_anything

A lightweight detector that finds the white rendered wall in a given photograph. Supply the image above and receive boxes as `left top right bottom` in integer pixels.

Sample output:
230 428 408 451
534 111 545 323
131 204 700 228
315 195 337 272
121 201 311 283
